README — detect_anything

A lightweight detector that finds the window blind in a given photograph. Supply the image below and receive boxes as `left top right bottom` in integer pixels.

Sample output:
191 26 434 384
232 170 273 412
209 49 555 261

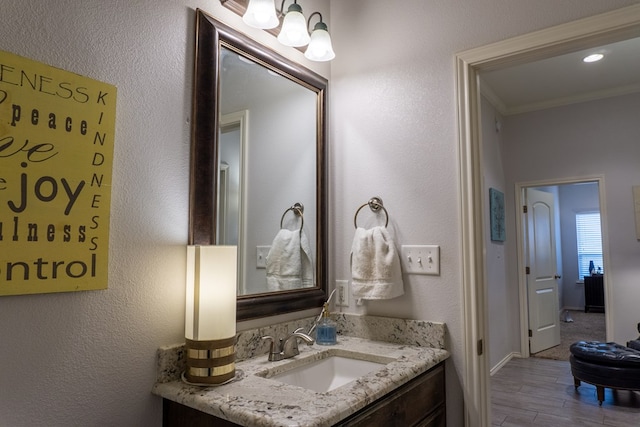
576 211 603 280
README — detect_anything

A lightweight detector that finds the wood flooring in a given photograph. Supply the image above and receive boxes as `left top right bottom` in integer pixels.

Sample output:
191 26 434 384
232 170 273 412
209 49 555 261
491 357 640 426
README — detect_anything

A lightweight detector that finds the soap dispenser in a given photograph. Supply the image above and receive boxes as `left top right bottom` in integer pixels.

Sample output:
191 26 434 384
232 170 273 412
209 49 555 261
315 303 337 345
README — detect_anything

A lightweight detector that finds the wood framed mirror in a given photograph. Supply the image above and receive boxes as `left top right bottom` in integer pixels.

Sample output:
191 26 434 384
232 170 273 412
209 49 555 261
190 9 327 320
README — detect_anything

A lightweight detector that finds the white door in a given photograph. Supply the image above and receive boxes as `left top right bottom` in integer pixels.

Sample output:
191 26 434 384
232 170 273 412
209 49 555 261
526 188 561 354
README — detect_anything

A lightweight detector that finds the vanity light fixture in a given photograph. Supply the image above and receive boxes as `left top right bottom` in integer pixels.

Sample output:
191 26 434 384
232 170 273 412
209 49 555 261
242 0 279 29
583 53 604 63
278 1 310 47
226 0 335 61
184 245 238 385
304 12 335 62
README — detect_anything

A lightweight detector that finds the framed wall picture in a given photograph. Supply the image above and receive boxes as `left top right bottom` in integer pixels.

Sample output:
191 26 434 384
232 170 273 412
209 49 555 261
489 188 506 242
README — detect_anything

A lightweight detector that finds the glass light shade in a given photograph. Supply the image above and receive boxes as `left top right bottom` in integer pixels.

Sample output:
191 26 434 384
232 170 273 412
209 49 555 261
242 0 279 29
304 23 335 62
277 5 310 47
185 245 237 341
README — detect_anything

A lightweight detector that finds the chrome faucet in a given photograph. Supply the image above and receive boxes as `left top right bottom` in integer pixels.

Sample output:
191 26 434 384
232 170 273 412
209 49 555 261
262 328 315 361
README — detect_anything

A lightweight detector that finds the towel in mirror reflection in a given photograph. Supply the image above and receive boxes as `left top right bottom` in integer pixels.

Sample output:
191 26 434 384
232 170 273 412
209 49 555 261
266 229 314 291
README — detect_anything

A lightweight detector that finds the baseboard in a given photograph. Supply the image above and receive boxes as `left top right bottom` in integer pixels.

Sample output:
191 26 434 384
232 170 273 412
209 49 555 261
490 352 522 376
561 306 583 311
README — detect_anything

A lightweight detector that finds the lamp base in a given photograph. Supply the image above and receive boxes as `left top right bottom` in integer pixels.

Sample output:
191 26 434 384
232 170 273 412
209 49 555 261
185 337 236 385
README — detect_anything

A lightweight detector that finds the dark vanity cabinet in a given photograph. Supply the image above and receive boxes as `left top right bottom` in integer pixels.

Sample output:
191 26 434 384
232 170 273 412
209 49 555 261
163 400 241 427
584 275 605 313
162 362 446 427
335 363 446 427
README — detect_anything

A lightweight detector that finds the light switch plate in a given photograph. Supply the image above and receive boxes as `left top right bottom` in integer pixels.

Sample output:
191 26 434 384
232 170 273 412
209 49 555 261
256 246 270 268
400 245 440 275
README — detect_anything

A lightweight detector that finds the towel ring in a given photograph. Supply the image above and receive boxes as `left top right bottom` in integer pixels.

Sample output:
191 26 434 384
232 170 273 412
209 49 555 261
280 203 304 230
354 196 389 229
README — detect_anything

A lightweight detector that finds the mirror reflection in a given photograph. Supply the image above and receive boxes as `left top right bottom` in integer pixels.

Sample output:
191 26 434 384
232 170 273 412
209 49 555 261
218 47 318 296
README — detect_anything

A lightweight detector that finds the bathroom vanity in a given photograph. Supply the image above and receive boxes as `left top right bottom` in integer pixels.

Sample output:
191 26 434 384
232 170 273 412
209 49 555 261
163 361 445 426
334 362 445 426
153 315 449 427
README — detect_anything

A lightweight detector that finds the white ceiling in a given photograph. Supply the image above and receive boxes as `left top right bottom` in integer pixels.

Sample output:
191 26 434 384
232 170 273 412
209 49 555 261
480 36 640 115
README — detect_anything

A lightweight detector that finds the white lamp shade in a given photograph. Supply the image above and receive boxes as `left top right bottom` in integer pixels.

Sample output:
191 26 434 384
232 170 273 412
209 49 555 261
278 10 310 47
185 245 237 342
304 27 336 62
243 0 279 29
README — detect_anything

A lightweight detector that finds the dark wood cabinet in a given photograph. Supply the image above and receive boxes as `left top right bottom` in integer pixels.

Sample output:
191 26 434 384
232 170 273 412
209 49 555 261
163 362 446 427
334 363 445 427
163 400 241 427
584 275 605 313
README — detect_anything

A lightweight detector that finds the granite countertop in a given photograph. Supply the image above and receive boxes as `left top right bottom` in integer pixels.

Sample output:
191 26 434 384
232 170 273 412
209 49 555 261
153 337 448 427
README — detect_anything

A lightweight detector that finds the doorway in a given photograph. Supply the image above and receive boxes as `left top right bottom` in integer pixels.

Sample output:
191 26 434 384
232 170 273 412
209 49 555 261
516 180 607 360
456 5 640 427
219 110 249 293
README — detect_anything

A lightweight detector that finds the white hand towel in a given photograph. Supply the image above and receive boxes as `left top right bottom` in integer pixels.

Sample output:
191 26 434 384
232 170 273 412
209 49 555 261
299 230 314 288
266 229 314 291
351 226 404 301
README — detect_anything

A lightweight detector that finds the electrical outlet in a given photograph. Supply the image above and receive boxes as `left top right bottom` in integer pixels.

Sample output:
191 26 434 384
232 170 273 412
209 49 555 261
336 280 349 306
400 245 440 275
256 246 270 268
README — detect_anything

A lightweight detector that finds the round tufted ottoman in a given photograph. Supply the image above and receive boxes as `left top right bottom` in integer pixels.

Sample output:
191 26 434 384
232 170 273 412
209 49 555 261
570 341 640 405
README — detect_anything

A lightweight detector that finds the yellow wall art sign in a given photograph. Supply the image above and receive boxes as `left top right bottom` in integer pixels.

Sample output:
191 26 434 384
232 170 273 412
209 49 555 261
0 50 116 296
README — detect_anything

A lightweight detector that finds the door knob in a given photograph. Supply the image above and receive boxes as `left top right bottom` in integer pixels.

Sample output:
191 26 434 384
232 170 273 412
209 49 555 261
554 274 562 279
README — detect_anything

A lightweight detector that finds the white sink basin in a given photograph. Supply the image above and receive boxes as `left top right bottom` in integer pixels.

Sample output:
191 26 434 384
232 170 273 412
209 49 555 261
258 352 393 392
